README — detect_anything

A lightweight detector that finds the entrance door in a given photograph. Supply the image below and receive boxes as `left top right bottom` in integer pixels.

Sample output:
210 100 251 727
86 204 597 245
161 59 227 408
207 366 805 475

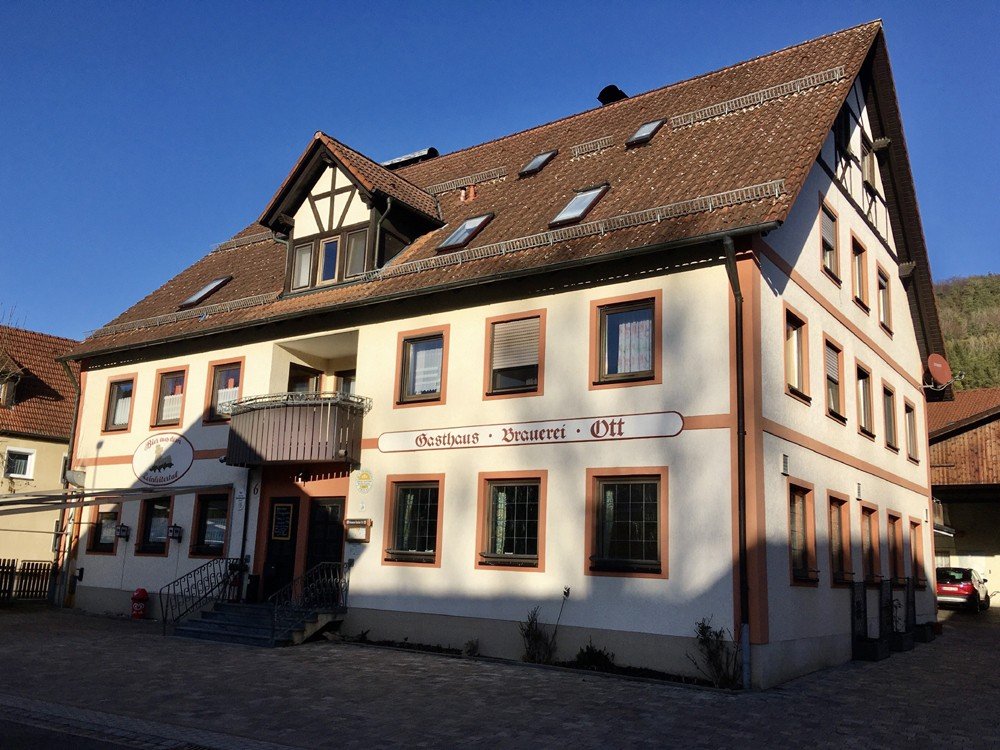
262 497 299 599
306 498 346 572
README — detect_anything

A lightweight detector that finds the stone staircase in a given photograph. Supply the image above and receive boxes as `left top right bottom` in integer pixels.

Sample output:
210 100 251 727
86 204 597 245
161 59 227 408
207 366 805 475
173 602 344 647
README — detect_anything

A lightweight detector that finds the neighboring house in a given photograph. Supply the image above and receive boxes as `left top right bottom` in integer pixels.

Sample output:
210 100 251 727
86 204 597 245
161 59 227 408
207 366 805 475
0 325 78 562
929 387 1000 581
63 21 945 687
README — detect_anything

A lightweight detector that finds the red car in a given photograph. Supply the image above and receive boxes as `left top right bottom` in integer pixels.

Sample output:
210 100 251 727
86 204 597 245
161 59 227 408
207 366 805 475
936 567 991 611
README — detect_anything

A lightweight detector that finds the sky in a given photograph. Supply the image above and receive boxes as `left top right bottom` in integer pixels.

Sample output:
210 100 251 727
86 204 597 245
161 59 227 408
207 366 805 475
1 1 997 341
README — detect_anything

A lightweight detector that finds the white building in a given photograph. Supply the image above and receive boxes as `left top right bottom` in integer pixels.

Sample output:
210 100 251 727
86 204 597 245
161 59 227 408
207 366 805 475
61 21 945 687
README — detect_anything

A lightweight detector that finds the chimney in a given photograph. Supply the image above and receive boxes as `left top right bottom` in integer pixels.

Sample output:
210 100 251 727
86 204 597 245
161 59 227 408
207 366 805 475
598 84 628 106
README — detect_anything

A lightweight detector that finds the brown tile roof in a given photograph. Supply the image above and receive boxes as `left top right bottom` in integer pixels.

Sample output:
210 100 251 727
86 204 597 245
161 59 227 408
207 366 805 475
1 325 79 441
928 387 1000 437
72 21 894 359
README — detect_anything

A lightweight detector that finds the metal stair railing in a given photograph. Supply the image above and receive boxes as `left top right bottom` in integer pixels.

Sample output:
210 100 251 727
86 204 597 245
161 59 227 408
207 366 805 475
267 561 350 646
159 557 245 634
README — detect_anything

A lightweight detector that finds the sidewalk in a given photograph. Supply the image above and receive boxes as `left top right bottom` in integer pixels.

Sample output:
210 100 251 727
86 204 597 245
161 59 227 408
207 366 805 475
0 607 997 748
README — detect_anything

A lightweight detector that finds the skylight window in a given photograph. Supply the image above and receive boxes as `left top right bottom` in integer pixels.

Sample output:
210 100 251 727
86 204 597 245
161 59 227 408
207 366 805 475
179 276 232 309
550 184 608 227
437 214 494 251
626 119 665 147
519 150 558 177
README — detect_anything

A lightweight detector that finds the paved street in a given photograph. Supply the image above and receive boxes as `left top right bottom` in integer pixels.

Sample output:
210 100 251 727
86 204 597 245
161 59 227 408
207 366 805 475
0 607 998 749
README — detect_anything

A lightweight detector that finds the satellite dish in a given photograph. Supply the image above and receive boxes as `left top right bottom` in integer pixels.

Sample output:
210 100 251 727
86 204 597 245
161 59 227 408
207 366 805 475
927 353 953 387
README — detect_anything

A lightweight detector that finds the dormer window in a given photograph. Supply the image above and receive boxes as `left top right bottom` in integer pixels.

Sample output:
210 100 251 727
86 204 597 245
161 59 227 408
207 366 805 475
289 228 370 292
626 119 665 147
179 276 232 309
550 184 608 227
437 214 493 251
519 150 557 177
0 376 16 408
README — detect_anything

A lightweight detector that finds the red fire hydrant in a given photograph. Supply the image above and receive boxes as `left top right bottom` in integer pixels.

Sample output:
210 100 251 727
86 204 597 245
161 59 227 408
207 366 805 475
131 588 149 620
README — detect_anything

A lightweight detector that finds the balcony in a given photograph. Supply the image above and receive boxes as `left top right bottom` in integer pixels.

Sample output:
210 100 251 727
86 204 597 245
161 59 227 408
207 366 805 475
225 392 371 468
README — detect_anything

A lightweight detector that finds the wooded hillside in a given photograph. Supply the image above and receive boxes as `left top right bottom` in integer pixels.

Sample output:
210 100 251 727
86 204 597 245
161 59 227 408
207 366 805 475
936 273 1000 389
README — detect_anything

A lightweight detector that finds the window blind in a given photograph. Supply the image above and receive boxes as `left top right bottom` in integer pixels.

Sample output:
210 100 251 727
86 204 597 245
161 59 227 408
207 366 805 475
491 317 540 370
821 208 836 248
825 344 839 381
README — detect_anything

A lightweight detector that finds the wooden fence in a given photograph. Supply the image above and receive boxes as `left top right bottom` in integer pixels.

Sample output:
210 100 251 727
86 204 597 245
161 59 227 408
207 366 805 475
0 558 57 604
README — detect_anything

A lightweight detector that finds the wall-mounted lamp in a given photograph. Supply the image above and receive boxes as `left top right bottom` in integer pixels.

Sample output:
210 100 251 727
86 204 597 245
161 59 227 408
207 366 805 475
114 524 130 541
167 524 183 542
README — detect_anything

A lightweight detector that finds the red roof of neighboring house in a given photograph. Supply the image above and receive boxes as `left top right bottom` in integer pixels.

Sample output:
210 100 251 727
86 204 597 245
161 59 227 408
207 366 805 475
928 387 1000 437
0 325 79 441
67 20 941 363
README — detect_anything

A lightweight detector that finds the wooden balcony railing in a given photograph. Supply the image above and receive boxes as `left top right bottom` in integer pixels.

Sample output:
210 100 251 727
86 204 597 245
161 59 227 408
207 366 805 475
225 392 371 467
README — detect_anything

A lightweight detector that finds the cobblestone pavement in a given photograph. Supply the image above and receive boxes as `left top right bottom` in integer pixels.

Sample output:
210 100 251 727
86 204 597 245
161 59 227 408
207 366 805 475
0 607 998 749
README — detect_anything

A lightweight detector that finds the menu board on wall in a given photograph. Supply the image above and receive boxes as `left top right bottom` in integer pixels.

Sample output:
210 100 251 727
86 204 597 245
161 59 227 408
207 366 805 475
271 503 293 540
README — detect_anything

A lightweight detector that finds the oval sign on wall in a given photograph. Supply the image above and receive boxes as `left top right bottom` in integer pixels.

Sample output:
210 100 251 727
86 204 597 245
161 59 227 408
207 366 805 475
132 433 194 486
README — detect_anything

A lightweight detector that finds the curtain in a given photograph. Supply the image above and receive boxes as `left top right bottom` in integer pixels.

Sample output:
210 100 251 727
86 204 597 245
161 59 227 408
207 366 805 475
493 490 507 554
411 340 442 395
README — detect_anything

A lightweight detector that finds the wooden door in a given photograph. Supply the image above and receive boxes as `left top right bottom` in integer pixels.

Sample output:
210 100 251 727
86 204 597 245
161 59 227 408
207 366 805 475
262 497 299 599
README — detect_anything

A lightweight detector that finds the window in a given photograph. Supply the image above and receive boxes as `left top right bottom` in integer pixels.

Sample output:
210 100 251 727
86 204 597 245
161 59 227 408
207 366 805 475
877 267 892 331
887 513 904 581
589 475 664 575
596 298 656 384
883 385 898 449
88 503 120 554
487 314 542 395
137 497 171 555
909 519 925 585
397 329 447 405
851 238 868 308
861 135 877 189
335 369 356 395
626 119 665 147
385 480 442 564
829 495 852 584
179 276 232 309
344 229 368 277
438 214 493 251
104 378 134 431
519 150 557 177
3 448 34 479
788 483 817 583
550 184 608 227
288 363 322 393
833 108 853 161
860 505 880 583
0 377 15 408
820 204 839 280
824 339 844 420
192 494 228 556
479 477 543 568
784 310 808 398
207 361 241 421
905 402 919 461
153 370 185 426
291 243 313 290
856 365 873 436
319 238 339 283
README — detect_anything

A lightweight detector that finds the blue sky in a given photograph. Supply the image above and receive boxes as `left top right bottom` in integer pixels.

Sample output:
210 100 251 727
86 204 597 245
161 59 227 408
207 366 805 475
1 1 996 340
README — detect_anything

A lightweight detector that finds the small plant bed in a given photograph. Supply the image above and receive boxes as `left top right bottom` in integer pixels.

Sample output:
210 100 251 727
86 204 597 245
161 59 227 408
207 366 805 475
550 639 713 687
338 630 461 656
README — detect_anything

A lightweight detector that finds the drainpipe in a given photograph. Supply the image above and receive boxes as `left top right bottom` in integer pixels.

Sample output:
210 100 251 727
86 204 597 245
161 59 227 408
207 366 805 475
237 466 254 599
722 235 751 690
374 196 394 265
